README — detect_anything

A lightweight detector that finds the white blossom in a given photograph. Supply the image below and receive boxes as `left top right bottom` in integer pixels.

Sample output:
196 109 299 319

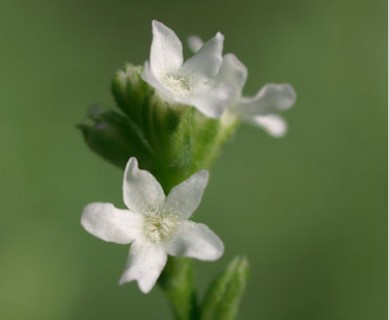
142 21 234 118
188 36 296 137
81 157 224 293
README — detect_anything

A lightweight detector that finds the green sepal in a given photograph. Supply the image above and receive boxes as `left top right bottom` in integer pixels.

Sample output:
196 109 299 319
200 256 249 320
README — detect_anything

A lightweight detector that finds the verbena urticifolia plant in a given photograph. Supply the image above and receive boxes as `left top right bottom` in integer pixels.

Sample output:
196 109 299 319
78 20 296 320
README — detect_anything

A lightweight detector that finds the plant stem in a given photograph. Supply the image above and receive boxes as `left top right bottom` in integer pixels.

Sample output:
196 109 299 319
158 257 199 320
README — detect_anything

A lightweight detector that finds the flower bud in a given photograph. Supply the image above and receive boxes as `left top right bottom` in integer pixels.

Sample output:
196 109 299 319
77 106 153 169
112 64 152 122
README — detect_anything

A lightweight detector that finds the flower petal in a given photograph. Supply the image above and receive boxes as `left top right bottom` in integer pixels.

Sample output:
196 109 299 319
165 170 209 219
185 82 234 118
142 62 175 101
123 157 166 215
166 221 224 261
187 35 204 53
215 53 248 97
81 202 142 244
183 32 224 79
245 114 288 138
119 241 167 293
150 20 183 77
239 83 296 116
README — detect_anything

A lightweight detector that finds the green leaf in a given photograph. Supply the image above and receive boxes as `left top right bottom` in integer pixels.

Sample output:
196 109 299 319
200 256 249 320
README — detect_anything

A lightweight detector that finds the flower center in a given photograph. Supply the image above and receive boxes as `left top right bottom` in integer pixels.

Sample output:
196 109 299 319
162 71 193 96
143 214 178 243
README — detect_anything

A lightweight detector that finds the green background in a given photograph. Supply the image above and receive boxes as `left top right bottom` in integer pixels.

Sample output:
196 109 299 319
0 0 386 319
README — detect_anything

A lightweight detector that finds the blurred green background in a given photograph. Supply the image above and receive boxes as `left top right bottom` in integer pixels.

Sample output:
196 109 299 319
0 0 386 319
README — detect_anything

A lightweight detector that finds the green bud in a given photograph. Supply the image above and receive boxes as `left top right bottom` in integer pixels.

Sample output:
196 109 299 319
112 64 152 122
200 256 249 320
77 105 153 169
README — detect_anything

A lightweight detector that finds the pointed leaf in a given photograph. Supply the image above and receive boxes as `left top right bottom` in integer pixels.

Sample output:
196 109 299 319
200 256 249 320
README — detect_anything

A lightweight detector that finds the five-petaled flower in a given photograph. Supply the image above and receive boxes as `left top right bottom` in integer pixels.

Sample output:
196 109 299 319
188 36 297 137
81 157 224 293
142 20 234 118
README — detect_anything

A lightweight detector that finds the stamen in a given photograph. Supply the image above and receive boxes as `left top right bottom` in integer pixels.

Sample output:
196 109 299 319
162 71 193 96
143 214 178 243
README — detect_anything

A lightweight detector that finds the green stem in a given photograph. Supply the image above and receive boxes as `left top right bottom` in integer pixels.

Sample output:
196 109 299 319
158 257 199 320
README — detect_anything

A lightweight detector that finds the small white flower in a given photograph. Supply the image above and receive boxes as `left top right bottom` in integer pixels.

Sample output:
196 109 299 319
142 21 234 118
81 157 224 293
188 36 296 137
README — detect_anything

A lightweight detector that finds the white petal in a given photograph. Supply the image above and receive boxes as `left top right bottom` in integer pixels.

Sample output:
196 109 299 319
166 170 209 219
183 32 224 79
166 221 224 261
185 82 234 118
215 53 248 96
119 241 167 293
123 158 165 215
187 35 204 53
150 20 183 77
239 83 296 116
246 114 288 138
142 62 175 101
81 202 142 244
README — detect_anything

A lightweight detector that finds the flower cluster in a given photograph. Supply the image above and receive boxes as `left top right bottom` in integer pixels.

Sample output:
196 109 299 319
81 20 296 294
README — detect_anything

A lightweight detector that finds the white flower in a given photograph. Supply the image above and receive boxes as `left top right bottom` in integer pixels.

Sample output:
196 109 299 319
81 157 224 293
142 21 234 118
188 36 296 137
